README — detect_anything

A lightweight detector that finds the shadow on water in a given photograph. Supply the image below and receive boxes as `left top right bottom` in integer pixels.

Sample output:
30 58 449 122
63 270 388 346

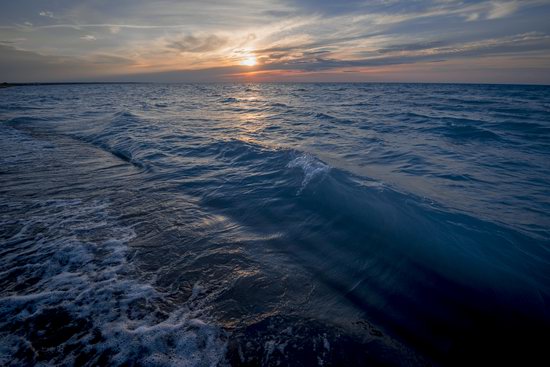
196 140 549 366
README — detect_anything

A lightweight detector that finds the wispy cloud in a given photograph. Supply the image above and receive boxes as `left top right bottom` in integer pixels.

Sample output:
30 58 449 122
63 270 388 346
487 1 519 20
166 34 228 53
80 35 97 41
0 44 135 82
249 31 550 74
39 11 54 18
465 12 480 22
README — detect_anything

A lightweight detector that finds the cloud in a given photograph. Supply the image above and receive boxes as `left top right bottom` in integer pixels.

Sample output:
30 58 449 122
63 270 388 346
39 11 54 18
88 54 134 65
166 34 228 53
261 10 296 18
0 38 26 45
284 0 367 15
375 41 446 54
80 35 97 41
487 1 519 19
0 44 81 82
252 32 550 72
0 44 134 82
465 12 479 22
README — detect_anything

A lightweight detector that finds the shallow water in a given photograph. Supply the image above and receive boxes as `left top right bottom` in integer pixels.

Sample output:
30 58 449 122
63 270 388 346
1 83 549 366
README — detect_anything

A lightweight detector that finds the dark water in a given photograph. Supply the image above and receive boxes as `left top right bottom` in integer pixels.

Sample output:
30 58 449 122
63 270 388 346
1 83 549 366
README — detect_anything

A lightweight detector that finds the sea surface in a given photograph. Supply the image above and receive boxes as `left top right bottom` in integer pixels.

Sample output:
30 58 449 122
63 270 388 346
1 83 549 366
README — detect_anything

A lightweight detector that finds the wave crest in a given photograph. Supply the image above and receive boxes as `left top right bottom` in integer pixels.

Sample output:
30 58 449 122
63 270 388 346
287 153 330 194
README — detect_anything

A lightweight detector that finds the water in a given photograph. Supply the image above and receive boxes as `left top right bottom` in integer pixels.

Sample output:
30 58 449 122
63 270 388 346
1 83 549 366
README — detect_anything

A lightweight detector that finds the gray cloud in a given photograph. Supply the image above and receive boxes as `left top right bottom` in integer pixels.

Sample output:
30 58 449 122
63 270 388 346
166 34 228 53
487 1 519 19
282 0 380 15
39 11 54 18
0 45 133 82
375 41 447 54
256 32 550 72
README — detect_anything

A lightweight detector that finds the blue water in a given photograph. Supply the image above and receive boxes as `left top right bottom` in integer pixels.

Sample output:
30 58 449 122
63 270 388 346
1 83 549 366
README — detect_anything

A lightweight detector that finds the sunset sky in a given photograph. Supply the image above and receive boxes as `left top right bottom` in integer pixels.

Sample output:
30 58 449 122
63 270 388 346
1 0 549 83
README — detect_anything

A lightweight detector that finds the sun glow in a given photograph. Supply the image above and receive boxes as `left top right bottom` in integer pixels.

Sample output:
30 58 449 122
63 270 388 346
241 56 257 66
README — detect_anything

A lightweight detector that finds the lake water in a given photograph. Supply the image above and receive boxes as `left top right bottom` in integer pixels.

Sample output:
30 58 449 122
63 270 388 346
1 83 549 366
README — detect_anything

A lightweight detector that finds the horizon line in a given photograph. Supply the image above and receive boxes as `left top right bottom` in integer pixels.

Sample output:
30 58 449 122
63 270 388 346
3 81 550 87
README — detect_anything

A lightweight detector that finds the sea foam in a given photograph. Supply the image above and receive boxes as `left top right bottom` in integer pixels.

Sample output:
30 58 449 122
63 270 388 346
0 198 226 366
287 153 330 194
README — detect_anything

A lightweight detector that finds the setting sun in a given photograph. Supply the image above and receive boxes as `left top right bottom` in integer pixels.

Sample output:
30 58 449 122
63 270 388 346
240 56 257 66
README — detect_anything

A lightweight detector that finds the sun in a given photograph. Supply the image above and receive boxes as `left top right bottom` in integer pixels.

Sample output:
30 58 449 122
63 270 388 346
241 56 257 66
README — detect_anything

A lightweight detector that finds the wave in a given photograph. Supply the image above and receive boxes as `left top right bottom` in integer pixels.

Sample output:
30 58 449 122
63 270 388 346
0 126 227 366
4 116 52 126
286 153 330 194
0 197 227 366
439 123 502 141
418 117 503 141
4 113 149 170
191 139 549 362
221 97 239 103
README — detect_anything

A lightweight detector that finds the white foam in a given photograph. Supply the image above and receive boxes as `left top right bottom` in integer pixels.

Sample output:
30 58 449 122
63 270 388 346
0 198 227 366
287 153 330 194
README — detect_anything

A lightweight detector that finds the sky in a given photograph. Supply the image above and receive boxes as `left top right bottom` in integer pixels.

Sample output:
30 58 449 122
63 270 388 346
1 0 549 83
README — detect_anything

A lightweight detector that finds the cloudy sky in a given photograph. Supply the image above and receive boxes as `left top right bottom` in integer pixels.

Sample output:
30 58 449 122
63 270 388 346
1 0 549 83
